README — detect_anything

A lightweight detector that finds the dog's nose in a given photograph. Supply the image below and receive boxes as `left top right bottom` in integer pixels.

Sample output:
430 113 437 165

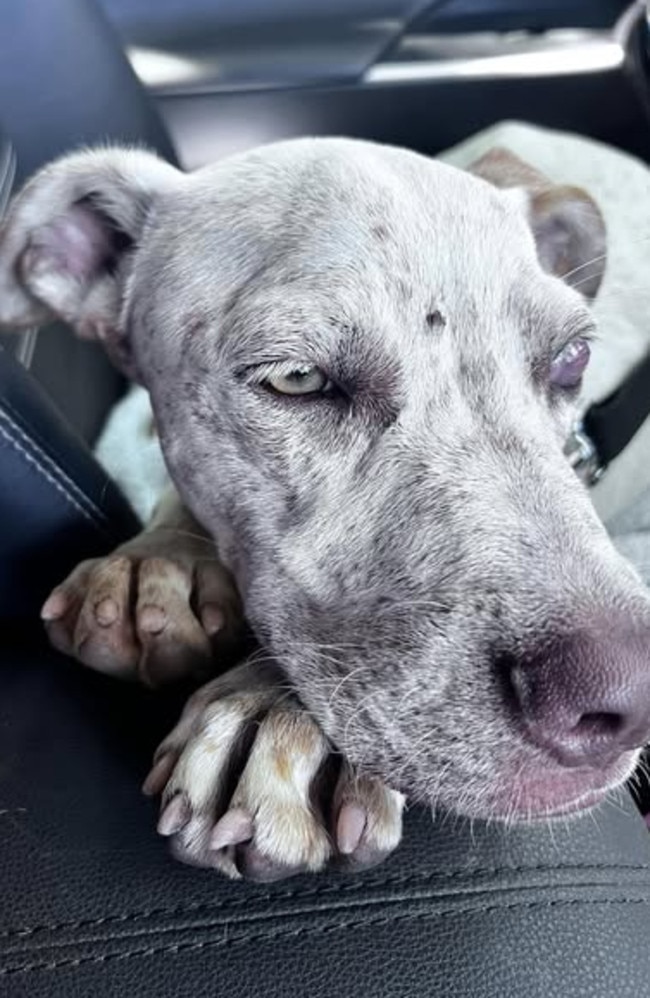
506 628 650 768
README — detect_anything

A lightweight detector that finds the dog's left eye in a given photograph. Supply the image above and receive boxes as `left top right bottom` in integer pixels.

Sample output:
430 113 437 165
262 365 333 397
549 337 591 389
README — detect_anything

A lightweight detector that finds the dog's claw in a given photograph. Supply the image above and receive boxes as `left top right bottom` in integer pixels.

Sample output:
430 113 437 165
210 808 254 851
336 802 367 855
200 602 225 636
158 794 191 836
332 772 404 872
142 752 177 796
41 590 68 621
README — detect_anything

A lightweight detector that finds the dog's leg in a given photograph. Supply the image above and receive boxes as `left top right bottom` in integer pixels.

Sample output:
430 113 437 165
41 487 244 686
144 658 405 881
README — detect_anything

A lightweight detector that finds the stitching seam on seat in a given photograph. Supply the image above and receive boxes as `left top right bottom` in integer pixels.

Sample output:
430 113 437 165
1 861 648 940
0 419 111 536
1 396 108 521
0 405 112 528
1 897 648 976
1 399 105 516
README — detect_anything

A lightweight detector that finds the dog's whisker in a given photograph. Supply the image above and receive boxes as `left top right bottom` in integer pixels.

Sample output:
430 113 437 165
340 688 381 759
568 267 607 292
564 251 609 283
390 731 433 787
564 230 650 284
324 663 377 713
275 638 366 655
153 526 218 549
394 685 424 720
372 597 453 616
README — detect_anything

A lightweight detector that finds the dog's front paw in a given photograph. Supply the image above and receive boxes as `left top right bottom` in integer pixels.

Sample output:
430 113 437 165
143 660 404 881
40 528 243 686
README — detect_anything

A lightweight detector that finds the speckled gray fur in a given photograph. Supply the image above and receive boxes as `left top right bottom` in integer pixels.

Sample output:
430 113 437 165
3 136 650 820
129 140 650 813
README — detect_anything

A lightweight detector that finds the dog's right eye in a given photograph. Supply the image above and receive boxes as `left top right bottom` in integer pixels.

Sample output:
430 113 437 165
244 362 337 399
264 365 332 396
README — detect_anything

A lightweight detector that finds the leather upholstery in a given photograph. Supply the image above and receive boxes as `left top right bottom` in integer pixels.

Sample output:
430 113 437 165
1 635 650 996
0 0 177 443
0 345 140 621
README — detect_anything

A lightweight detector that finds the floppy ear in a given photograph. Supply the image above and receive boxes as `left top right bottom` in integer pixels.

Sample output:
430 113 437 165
469 147 606 299
0 147 182 377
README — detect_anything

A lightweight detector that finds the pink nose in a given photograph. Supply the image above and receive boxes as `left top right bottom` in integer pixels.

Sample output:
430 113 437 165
506 627 650 768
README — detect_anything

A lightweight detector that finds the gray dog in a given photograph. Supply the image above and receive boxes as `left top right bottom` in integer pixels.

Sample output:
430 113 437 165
2 137 650 882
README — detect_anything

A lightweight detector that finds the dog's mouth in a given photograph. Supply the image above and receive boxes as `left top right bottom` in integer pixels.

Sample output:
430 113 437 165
480 751 639 822
384 750 640 822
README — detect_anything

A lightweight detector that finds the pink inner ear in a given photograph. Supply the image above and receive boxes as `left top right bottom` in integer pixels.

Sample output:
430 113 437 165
40 202 115 281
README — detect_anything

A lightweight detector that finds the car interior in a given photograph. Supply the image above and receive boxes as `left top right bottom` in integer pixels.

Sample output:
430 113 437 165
2 1 650 994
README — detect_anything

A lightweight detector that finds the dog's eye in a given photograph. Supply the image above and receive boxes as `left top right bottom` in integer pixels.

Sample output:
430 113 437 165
262 365 332 397
549 337 591 389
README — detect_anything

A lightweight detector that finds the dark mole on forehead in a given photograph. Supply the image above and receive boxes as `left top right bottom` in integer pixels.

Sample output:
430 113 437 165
426 310 446 330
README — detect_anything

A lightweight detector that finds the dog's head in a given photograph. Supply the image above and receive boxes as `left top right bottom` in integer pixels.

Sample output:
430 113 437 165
3 137 650 821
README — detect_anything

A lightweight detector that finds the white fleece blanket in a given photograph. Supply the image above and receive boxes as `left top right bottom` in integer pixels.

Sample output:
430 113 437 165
95 122 650 570
95 381 170 523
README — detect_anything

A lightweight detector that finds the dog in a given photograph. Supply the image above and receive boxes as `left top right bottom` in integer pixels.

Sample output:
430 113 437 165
2 135 650 882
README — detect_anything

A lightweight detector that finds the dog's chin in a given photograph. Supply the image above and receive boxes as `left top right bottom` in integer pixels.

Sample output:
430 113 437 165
447 751 640 823
389 750 640 823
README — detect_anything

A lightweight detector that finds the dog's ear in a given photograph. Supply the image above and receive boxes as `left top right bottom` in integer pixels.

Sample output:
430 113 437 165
0 147 182 376
469 147 606 299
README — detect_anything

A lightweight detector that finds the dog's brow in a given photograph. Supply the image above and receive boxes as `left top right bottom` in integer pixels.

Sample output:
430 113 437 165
226 314 344 368
518 297 596 351
224 302 402 404
563 309 597 340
